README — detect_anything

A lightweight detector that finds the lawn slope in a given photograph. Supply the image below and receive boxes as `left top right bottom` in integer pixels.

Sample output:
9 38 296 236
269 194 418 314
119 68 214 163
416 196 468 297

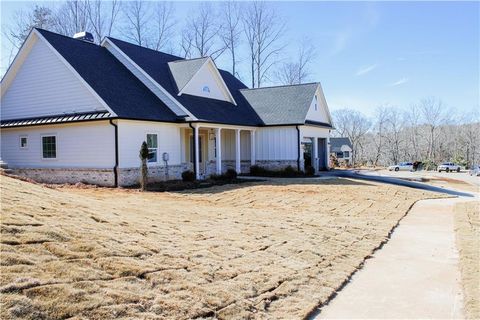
1 175 439 319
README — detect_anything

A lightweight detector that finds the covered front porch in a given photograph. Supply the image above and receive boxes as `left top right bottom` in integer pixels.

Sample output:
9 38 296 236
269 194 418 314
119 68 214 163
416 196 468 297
181 123 257 179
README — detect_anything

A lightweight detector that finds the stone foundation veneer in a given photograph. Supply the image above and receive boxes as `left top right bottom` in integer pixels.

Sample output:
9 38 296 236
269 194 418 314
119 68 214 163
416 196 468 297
255 160 302 171
203 160 302 177
118 163 192 187
11 168 115 186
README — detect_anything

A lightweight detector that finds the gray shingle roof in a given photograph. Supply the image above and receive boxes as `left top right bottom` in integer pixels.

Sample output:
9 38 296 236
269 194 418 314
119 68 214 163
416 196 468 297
168 57 208 92
330 137 352 152
239 83 319 125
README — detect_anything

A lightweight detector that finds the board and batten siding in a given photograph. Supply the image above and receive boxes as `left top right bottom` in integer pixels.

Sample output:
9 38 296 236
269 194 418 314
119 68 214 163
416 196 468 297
255 127 298 160
0 121 115 168
117 120 182 168
0 36 105 120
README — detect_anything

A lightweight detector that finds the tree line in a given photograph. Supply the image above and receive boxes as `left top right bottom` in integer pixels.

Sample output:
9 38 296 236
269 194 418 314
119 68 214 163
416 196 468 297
332 98 479 169
3 0 315 88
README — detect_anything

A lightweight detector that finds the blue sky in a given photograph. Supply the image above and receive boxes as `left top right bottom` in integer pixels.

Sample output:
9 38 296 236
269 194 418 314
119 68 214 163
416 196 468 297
1 1 479 116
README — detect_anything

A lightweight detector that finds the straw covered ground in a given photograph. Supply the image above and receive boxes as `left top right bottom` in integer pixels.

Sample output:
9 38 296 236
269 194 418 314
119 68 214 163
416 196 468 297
454 201 480 320
0 175 441 319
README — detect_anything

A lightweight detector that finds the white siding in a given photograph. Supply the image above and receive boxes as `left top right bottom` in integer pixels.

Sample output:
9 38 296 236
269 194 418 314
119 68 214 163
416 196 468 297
255 127 298 160
103 41 189 117
1 37 105 120
117 120 182 168
182 62 233 103
221 129 235 160
305 90 330 124
0 121 114 168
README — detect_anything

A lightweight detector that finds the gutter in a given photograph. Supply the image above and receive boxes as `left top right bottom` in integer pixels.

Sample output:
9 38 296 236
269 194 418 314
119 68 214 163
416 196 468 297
296 125 301 171
188 122 197 178
109 119 119 187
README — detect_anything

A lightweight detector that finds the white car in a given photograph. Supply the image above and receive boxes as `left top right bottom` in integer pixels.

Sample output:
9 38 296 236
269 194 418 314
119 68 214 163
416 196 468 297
388 162 414 172
437 162 461 173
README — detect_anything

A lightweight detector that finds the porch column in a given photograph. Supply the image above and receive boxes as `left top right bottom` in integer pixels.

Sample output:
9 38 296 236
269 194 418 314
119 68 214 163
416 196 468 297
235 129 241 173
313 137 318 172
250 130 256 166
215 128 222 174
194 125 200 180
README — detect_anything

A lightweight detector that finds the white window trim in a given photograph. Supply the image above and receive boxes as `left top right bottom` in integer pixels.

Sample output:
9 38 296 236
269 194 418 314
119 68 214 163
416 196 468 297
146 133 158 165
41 134 58 160
19 135 28 149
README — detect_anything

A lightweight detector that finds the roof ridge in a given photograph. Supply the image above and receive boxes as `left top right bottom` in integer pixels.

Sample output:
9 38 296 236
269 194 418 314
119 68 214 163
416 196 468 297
35 28 99 47
239 82 319 91
168 56 209 64
106 36 183 60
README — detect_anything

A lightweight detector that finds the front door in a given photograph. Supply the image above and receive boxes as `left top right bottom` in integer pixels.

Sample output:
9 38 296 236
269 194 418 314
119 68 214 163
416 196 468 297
318 138 327 170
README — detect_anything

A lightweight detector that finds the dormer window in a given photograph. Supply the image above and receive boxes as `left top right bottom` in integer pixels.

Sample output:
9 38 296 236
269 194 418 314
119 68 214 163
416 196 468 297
202 86 210 93
314 96 318 111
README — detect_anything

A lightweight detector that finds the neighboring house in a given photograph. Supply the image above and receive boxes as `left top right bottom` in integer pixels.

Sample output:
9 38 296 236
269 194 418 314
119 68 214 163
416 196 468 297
0 29 333 187
330 137 353 165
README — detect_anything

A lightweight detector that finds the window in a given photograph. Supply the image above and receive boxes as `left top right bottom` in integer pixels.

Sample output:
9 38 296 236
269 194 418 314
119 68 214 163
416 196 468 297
20 136 28 149
146 134 158 163
314 96 318 111
42 136 56 159
336 151 344 158
202 85 210 93
343 151 350 158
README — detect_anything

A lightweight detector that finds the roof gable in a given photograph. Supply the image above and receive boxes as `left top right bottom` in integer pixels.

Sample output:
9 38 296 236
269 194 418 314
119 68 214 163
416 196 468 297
35 29 179 122
330 137 352 152
240 83 322 125
168 57 208 92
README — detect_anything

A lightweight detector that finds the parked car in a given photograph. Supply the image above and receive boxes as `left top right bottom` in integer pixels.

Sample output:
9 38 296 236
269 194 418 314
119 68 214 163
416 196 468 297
469 165 480 176
388 162 414 172
437 162 461 173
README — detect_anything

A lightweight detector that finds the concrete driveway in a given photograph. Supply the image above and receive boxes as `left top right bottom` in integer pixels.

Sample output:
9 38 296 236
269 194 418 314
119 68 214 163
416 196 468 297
311 170 479 319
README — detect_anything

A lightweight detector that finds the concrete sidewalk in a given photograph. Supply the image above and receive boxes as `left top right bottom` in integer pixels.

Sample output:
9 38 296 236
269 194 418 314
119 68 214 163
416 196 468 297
315 197 465 319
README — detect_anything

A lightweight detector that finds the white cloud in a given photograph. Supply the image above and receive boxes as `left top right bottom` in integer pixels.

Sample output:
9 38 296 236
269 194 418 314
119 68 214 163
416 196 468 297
390 77 409 86
356 64 378 76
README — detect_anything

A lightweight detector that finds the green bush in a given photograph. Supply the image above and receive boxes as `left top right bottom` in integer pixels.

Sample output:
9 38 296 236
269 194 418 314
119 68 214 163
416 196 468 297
224 168 238 180
181 170 195 182
305 165 315 176
249 165 304 177
210 169 238 181
422 159 437 171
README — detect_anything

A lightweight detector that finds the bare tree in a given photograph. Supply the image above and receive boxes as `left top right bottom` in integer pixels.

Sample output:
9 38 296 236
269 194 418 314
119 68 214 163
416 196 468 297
384 108 404 164
86 0 120 43
180 28 194 58
371 106 389 166
418 97 446 162
276 38 316 85
152 2 175 51
5 5 56 49
220 1 242 76
54 0 90 37
183 2 225 59
243 1 285 88
122 0 151 46
332 109 371 165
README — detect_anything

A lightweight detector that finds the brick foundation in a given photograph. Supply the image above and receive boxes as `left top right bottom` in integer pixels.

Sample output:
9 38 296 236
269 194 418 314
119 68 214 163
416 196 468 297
11 168 115 186
118 163 192 187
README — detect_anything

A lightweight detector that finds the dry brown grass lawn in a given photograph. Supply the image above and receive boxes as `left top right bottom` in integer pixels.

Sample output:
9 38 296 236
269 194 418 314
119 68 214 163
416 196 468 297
454 201 480 320
1 175 441 319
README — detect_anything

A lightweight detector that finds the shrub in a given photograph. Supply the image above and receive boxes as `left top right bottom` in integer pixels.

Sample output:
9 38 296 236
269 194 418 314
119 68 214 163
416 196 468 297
305 165 315 176
250 165 266 176
249 165 305 177
224 168 238 180
181 170 195 182
283 165 297 177
422 159 437 171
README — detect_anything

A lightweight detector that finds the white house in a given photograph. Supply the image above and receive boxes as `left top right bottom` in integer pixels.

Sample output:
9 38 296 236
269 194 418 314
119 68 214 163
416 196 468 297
330 137 353 165
0 29 333 187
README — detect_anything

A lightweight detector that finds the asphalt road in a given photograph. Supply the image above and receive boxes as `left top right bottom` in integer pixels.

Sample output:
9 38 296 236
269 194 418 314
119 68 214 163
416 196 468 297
327 170 475 197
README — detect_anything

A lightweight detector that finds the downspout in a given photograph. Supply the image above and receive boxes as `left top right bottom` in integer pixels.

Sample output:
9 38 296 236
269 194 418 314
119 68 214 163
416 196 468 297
109 119 119 187
296 125 301 171
188 122 197 177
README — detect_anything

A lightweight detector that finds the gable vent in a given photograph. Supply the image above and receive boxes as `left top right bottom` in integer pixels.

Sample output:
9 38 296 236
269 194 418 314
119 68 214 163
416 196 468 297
73 31 94 43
